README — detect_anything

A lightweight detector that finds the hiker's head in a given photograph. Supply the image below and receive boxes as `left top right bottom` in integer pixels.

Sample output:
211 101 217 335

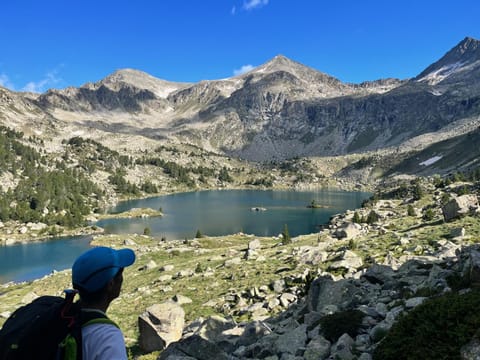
72 246 135 302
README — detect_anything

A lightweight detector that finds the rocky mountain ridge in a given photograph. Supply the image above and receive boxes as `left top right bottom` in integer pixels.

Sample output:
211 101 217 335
1 37 479 168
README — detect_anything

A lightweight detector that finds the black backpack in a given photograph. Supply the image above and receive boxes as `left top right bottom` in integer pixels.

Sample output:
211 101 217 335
0 290 116 360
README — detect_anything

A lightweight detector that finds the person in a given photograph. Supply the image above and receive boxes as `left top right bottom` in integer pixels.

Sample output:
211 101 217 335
71 246 136 359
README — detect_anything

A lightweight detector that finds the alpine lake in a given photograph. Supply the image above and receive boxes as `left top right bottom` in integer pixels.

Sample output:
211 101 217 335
0 189 370 284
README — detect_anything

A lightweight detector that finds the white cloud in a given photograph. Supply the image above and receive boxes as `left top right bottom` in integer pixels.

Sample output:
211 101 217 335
234 64 255 76
21 69 62 93
243 0 269 10
0 73 15 90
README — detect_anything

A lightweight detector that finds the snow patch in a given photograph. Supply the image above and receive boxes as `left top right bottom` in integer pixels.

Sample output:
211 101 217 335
419 155 443 166
417 62 465 85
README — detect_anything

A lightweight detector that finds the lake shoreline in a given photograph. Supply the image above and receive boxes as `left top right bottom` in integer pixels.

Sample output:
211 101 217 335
1 186 371 247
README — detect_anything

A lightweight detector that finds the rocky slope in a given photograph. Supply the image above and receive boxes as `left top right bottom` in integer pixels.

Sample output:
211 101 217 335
2 178 480 359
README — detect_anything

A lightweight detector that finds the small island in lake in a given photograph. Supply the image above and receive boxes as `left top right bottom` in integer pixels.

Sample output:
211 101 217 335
306 200 328 209
251 207 267 211
96 207 163 220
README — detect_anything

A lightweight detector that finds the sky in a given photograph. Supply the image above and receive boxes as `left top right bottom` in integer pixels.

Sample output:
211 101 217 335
1 0 479 93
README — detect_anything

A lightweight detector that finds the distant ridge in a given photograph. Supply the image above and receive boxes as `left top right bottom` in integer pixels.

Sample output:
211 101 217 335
0 36 479 166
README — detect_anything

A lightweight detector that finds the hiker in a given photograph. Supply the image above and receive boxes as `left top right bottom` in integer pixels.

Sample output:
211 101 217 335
72 246 136 359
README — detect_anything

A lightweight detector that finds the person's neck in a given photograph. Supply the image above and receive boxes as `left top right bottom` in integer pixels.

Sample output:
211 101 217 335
80 300 110 313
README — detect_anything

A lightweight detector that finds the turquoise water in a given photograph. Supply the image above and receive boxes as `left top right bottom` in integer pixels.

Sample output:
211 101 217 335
0 189 370 284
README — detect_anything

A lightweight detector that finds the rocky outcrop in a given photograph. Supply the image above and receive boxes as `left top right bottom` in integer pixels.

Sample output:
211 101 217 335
156 244 480 360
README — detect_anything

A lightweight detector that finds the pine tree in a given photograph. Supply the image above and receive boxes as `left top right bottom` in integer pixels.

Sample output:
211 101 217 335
282 224 291 244
352 211 361 223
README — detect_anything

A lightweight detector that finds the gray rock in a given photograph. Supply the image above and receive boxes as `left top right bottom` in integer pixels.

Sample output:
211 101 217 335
362 264 396 285
307 276 364 312
275 324 307 355
334 222 362 240
442 194 479 222
469 249 480 287
329 250 363 271
123 238 136 246
139 260 157 271
304 335 331 360
238 321 273 347
405 297 427 308
158 274 173 282
271 279 286 293
172 294 193 304
138 302 185 352
279 293 297 307
461 337 480 360
330 333 355 360
249 239 262 250
224 257 242 267
158 335 230 360
195 315 236 344
451 227 466 238
160 264 175 272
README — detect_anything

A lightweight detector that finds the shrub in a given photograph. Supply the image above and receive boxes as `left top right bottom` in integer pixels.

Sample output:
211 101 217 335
423 208 435 221
319 309 365 342
143 227 151 236
373 290 480 360
407 204 416 217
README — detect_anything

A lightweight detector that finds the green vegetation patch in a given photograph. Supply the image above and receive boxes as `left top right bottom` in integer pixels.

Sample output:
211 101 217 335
374 290 480 360
319 309 365 342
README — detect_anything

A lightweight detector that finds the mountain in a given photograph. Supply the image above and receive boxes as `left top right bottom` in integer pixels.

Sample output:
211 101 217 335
1 37 479 167
416 37 480 86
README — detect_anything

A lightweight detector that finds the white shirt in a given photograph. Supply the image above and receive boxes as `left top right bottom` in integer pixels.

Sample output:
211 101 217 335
81 310 128 360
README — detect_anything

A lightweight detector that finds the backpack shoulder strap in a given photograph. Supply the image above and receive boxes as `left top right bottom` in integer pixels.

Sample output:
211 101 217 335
59 308 118 360
83 317 119 329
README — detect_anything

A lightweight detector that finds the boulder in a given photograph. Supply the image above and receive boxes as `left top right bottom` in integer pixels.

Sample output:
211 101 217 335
124 238 136 246
329 250 363 271
275 324 307 355
158 335 229 360
195 315 236 343
451 227 466 239
248 239 262 250
172 294 193 305
330 333 355 360
304 335 331 360
334 222 362 240
307 276 364 312
442 194 479 222
138 302 185 352
362 264 396 285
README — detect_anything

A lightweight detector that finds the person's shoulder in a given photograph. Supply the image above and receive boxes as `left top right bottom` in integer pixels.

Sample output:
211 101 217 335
83 321 123 339
82 322 127 360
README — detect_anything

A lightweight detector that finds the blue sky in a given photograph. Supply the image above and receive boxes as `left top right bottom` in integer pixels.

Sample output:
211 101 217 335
1 0 479 93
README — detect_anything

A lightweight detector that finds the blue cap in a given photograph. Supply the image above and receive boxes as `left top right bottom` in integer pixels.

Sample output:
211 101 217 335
72 246 135 293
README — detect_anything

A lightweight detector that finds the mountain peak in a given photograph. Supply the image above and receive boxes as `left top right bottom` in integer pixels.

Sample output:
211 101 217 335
443 37 480 62
416 36 480 83
259 54 301 71
96 68 191 99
